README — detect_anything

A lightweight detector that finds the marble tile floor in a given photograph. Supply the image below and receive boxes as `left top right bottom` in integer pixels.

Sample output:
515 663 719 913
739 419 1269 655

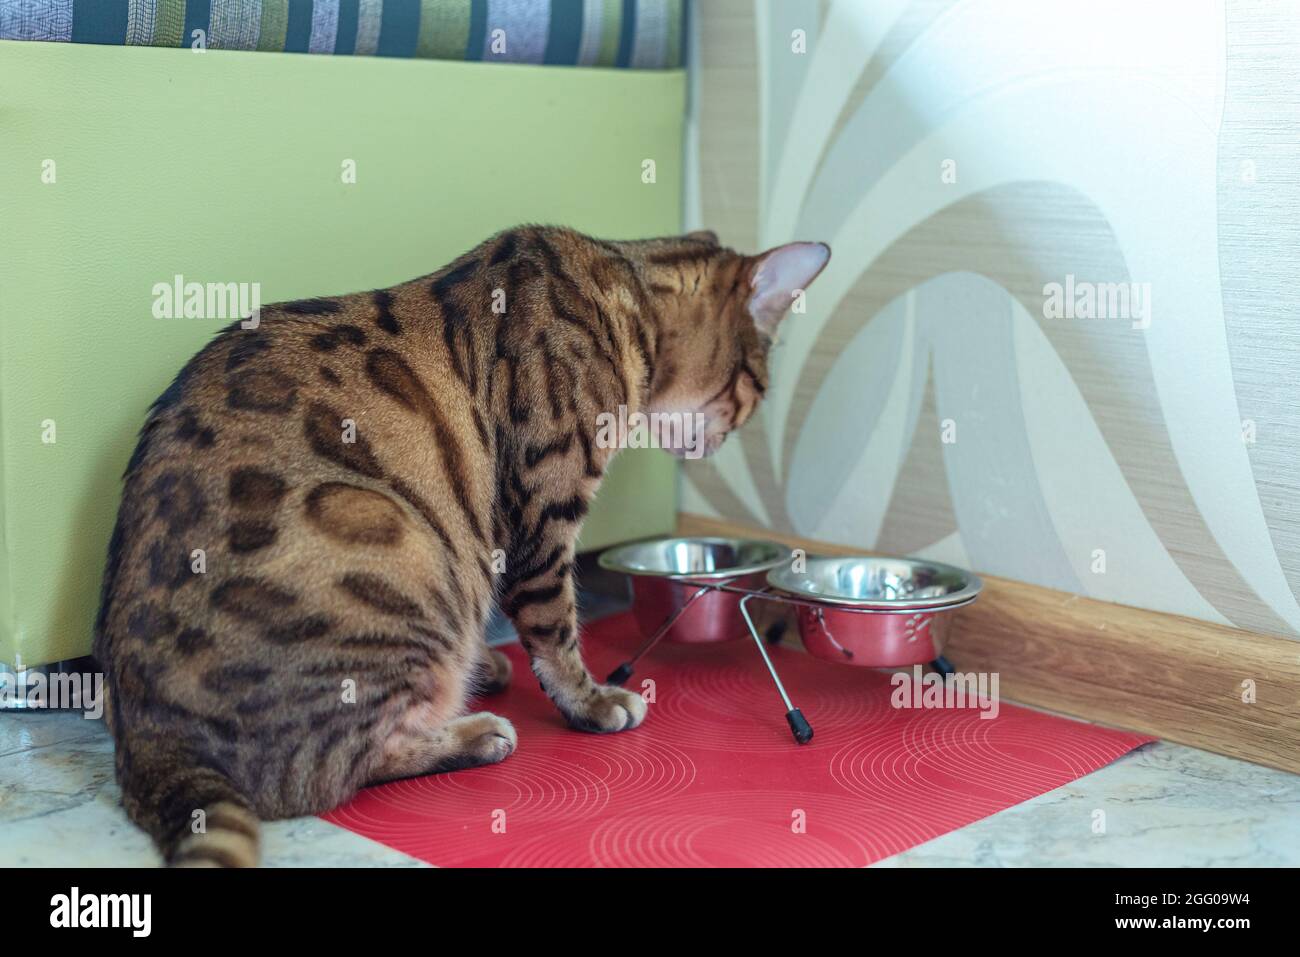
3 694 1297 867
6 591 1298 867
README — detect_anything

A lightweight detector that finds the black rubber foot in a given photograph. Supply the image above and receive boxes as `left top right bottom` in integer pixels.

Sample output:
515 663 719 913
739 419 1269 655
607 662 634 686
786 708 814 745
764 619 788 645
930 655 955 677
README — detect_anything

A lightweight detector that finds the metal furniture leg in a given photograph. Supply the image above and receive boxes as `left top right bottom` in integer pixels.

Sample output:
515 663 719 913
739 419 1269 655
740 594 813 744
606 585 715 685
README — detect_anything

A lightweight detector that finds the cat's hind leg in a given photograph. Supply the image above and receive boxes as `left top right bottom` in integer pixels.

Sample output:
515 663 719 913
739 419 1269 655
368 711 517 784
473 647 513 695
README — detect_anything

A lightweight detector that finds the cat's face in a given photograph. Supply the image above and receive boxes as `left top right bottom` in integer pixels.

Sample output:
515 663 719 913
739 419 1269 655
638 232 831 459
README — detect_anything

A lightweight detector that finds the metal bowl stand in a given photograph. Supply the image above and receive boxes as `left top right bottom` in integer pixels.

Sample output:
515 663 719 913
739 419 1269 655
605 576 966 745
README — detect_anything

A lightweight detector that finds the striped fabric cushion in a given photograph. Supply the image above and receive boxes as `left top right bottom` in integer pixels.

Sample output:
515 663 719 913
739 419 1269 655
0 0 686 68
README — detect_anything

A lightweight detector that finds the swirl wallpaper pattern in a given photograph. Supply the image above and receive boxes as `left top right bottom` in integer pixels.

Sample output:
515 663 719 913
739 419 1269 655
681 0 1300 639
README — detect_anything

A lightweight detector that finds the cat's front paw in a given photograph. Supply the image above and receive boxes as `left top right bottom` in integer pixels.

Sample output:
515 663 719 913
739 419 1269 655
563 684 647 733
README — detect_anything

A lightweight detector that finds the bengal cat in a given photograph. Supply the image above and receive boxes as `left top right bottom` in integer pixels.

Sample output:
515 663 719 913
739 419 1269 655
94 226 831 866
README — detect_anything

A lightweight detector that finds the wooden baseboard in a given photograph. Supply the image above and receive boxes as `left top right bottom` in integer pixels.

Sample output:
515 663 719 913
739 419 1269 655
677 514 1300 775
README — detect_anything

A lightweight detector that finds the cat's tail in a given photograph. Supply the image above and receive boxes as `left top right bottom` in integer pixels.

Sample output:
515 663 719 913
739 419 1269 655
119 740 261 868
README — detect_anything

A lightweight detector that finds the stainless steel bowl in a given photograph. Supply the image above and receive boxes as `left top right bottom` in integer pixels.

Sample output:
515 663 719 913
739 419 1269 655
598 537 792 643
766 555 982 666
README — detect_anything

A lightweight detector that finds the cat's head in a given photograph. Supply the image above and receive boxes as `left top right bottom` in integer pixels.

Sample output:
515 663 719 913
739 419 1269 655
635 230 831 459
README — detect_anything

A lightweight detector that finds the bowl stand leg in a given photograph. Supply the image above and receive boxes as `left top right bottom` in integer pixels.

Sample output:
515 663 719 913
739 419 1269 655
606 586 714 686
740 595 814 745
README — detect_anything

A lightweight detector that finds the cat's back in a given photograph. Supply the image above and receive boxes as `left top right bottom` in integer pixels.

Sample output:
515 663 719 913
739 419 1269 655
94 285 492 814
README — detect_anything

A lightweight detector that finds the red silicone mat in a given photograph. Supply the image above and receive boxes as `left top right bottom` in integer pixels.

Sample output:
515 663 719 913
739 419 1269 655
324 613 1152 866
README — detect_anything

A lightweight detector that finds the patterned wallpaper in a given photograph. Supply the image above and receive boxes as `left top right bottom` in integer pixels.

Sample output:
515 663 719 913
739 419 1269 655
682 0 1300 639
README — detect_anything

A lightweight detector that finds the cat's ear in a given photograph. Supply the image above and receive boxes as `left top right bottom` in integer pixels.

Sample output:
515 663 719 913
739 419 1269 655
686 229 720 245
747 242 831 336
